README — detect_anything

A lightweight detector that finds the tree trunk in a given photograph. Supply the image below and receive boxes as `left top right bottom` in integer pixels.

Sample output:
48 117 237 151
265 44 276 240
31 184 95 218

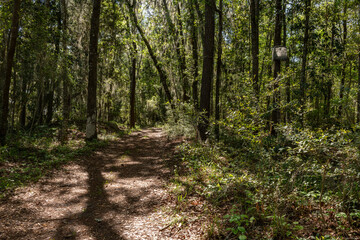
198 0 215 141
46 3 62 125
300 0 311 125
0 0 20 145
11 65 17 130
127 0 173 108
20 73 27 128
338 0 347 119
283 0 291 123
86 0 101 141
357 52 360 123
271 0 282 135
324 24 335 120
176 4 189 102
250 0 259 98
189 0 199 109
59 0 71 143
215 0 223 141
357 5 360 123
0 30 9 113
130 41 137 128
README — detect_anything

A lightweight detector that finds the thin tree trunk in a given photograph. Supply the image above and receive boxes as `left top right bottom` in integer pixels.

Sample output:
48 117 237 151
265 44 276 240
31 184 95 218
20 73 27 128
0 30 9 111
59 0 71 143
215 0 223 141
325 24 335 120
127 0 173 107
193 0 205 43
357 5 360 123
189 0 199 109
357 52 360 123
162 0 188 102
284 0 291 123
47 4 62 125
271 0 282 135
0 0 20 145
11 65 16 130
198 0 215 141
130 41 137 128
300 0 311 125
176 3 189 102
338 0 347 119
86 0 102 141
250 0 259 98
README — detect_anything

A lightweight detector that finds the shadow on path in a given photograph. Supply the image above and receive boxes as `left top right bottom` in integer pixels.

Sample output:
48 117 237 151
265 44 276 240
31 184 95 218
52 128 175 240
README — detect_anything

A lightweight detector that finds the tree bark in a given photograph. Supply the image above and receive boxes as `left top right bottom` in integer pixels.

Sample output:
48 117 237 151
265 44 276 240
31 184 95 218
215 0 223 141
162 0 188 102
127 0 173 107
176 3 189 102
271 0 282 135
129 41 137 128
283 0 291 123
86 0 101 141
357 5 360 123
198 0 215 141
338 0 347 119
46 2 61 125
300 0 311 125
0 0 21 145
357 52 360 123
324 24 335 120
189 0 199 109
250 0 259 98
59 0 71 143
19 72 27 128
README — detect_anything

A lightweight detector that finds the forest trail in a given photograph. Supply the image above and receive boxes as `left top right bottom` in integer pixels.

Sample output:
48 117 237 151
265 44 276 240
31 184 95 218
0 128 191 240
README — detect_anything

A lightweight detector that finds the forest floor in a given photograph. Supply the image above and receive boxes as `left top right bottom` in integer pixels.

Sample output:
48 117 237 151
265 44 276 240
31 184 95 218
0 128 204 240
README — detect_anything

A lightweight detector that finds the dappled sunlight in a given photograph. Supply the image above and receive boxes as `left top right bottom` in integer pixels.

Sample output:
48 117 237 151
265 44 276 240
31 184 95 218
0 128 184 240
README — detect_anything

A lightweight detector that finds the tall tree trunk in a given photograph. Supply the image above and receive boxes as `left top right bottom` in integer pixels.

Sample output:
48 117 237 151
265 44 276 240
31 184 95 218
162 0 188 102
176 3 189 102
20 73 27 128
0 0 20 145
198 0 215 141
11 65 17 130
300 0 311 125
271 0 282 135
127 0 173 107
357 52 360 123
215 0 223 141
0 30 9 112
357 5 360 123
86 0 101 141
283 0 291 123
129 41 137 128
325 24 335 120
46 3 61 125
59 0 71 143
338 0 347 119
189 0 199 109
250 0 259 98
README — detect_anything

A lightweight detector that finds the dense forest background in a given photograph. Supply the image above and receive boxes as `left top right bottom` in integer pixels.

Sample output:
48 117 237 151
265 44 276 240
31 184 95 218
1 0 360 239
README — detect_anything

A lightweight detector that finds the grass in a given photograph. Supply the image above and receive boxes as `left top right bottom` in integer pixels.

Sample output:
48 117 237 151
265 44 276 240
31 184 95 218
167 125 360 239
0 123 122 199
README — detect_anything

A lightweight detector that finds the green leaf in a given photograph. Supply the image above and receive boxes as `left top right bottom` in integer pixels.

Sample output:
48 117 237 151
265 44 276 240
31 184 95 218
239 235 247 240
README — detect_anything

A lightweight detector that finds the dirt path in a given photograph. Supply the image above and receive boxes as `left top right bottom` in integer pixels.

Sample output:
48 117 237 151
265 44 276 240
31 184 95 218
0 128 195 240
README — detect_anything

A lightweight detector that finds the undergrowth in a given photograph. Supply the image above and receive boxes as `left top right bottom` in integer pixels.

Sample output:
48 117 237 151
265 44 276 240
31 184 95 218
169 124 360 239
0 123 122 198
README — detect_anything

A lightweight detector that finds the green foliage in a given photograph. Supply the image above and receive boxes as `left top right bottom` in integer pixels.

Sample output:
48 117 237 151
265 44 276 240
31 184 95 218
0 126 108 198
163 102 198 139
169 122 360 238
